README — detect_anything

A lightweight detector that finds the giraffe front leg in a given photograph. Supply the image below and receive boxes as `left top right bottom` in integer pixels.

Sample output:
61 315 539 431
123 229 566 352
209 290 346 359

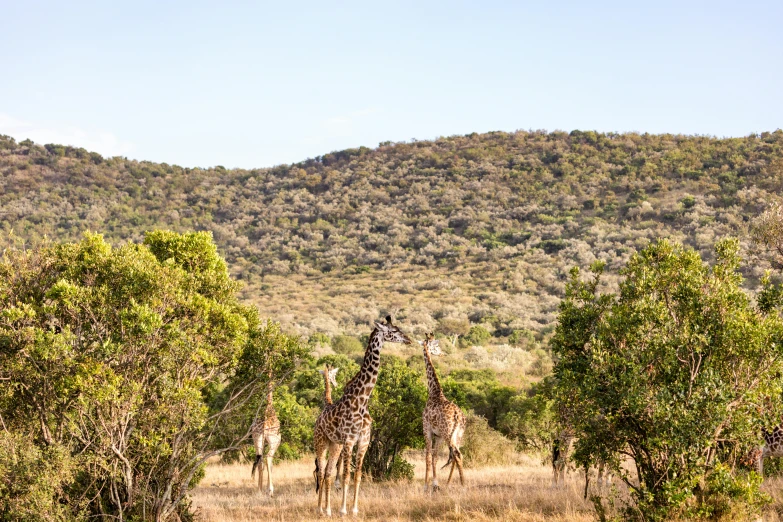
339 441 356 516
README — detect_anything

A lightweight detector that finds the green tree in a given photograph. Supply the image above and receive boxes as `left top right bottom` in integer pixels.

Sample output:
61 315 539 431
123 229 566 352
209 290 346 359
363 355 427 480
552 239 783 520
0 232 309 521
459 325 491 348
331 334 364 354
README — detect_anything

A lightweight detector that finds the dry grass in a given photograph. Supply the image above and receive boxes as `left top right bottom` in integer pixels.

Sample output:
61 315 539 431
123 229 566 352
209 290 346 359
191 454 597 522
192 455 783 521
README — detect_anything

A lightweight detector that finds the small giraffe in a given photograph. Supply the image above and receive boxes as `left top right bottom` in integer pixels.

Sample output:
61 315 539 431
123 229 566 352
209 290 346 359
313 316 411 517
757 425 783 477
551 428 574 488
251 375 281 496
420 333 466 492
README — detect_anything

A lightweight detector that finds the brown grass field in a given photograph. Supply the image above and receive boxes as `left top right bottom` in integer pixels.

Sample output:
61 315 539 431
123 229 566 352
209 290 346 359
190 454 783 521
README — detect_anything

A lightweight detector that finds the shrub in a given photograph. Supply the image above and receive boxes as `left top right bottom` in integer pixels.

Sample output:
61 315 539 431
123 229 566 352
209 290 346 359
508 328 536 347
331 334 364 354
553 239 783 521
460 412 518 467
364 355 427 480
459 325 492 348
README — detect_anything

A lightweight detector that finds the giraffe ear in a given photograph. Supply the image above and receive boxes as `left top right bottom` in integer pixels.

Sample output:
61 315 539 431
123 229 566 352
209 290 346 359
318 369 325 376
417 340 424 346
329 368 339 379
375 320 389 331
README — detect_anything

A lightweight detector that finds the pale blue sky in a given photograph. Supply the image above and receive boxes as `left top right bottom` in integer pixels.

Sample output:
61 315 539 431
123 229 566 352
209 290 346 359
1 1 781 168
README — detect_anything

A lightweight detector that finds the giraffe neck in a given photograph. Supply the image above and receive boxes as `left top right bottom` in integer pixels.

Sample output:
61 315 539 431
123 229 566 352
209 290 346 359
422 345 443 398
323 370 333 405
264 381 275 418
340 327 383 412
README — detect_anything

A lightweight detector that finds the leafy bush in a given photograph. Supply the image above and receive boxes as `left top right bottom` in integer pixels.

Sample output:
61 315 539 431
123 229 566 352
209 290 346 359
459 325 492 348
0 232 310 521
331 334 364 354
553 239 783 521
363 355 427 480
460 412 518 467
508 328 536 347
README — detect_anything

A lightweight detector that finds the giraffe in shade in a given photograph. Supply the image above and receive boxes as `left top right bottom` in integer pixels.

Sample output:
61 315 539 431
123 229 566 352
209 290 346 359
757 425 783 477
551 428 574 488
420 333 466 492
313 316 411 517
250 375 281 496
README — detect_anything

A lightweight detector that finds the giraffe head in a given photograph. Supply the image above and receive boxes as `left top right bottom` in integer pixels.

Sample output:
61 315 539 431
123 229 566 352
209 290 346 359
418 332 442 356
318 364 339 388
374 315 412 345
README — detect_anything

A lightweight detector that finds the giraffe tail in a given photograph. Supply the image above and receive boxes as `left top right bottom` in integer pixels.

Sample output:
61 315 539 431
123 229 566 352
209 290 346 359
314 458 321 493
251 454 262 479
441 410 463 469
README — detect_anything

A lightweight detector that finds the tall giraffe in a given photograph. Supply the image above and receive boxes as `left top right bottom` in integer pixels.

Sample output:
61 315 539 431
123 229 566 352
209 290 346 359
313 316 411 517
420 333 466 492
250 374 281 496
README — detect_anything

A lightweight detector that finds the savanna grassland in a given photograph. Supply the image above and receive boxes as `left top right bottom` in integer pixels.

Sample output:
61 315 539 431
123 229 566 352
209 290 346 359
191 454 783 522
4 130 783 521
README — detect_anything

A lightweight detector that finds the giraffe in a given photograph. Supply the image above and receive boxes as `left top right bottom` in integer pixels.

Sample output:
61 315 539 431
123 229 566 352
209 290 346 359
317 364 345 491
313 316 411 517
551 427 613 494
757 425 783 477
315 363 371 493
420 333 466 492
250 374 281 496
551 428 574 488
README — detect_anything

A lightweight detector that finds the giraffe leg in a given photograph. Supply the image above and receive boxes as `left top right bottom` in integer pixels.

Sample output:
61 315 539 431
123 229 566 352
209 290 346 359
323 440 342 517
266 435 280 496
315 443 328 515
254 434 266 493
334 449 343 491
352 424 371 516
431 437 442 492
423 431 433 493
454 448 465 486
339 441 356 516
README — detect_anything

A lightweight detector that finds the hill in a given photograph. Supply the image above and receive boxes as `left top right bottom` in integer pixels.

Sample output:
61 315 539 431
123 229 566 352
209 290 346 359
2 130 782 360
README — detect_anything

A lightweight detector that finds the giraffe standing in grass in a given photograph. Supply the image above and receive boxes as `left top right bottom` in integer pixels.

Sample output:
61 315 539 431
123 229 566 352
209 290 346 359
420 333 466 492
251 375 281 496
551 428 573 487
317 364 372 493
313 316 411 517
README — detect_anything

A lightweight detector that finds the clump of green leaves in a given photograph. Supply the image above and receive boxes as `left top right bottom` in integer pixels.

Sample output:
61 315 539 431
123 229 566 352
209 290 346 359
0 231 309 521
553 239 783 521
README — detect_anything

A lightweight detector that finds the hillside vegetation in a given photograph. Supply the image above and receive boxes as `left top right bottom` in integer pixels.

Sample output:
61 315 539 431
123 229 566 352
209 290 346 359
2 130 782 349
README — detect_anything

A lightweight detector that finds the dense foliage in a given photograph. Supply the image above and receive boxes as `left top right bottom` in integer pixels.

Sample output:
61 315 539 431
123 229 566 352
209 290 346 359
2 131 781 340
552 239 783 520
0 231 308 521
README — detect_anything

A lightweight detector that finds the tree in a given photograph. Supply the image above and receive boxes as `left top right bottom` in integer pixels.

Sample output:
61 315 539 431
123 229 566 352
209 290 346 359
459 325 492 348
0 231 309 521
363 355 427 480
552 239 783 521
